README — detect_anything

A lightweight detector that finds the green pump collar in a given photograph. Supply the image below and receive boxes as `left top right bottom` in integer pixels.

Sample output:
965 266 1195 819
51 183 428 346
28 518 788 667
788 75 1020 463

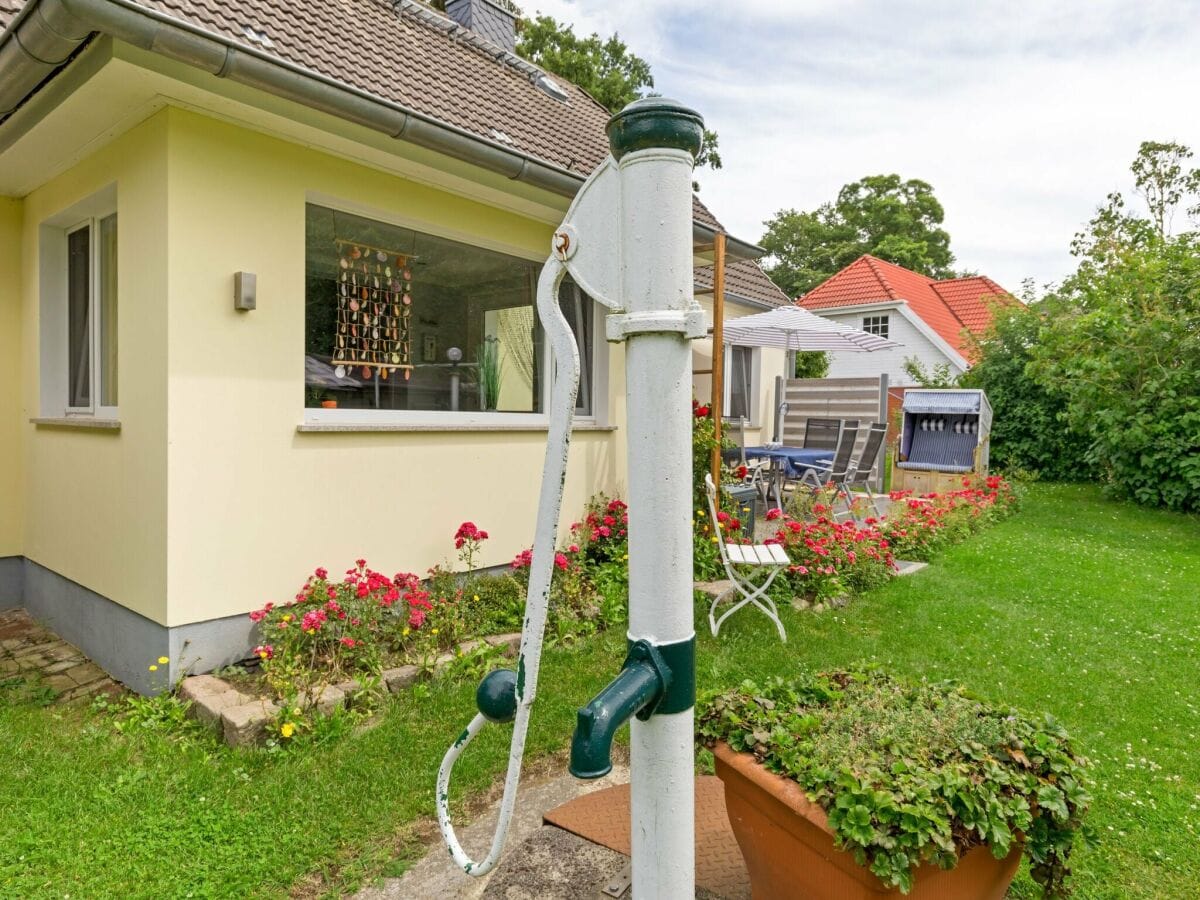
606 97 704 162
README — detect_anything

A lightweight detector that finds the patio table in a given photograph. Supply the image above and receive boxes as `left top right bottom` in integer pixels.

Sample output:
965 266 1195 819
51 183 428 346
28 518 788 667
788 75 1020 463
743 446 832 508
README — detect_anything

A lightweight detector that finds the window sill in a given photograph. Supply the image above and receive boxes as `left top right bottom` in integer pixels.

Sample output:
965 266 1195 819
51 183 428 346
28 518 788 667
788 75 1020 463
296 422 617 434
31 417 121 431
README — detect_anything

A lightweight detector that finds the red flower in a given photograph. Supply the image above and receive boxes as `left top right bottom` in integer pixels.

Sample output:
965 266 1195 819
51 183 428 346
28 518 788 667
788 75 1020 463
554 552 570 571
454 521 489 549
339 637 357 649
314 567 328 580
765 508 783 521
736 465 748 479
695 405 710 417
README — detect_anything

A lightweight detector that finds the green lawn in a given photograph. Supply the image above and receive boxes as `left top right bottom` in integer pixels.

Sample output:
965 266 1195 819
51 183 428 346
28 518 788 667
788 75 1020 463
2 483 1198 898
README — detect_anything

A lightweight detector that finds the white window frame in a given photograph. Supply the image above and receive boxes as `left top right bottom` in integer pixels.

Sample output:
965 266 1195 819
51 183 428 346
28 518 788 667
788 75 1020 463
722 344 760 427
39 185 118 420
302 194 607 428
862 314 890 339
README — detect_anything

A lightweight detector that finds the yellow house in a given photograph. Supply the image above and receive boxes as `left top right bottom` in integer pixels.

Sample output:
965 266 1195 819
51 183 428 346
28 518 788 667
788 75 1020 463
0 0 788 692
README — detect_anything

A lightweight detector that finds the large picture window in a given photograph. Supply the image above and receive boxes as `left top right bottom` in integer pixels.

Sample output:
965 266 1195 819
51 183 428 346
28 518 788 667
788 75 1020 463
305 204 595 418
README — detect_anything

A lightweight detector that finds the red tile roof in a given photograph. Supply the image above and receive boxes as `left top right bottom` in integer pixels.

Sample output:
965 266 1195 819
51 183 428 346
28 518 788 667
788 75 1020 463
797 255 1014 357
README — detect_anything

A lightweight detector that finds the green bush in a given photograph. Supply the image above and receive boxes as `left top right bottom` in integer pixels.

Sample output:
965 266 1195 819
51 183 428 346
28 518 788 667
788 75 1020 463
961 304 1092 481
698 671 1091 896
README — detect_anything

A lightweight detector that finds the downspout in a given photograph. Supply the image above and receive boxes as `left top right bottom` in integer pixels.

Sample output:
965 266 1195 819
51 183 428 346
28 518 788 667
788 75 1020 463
0 0 766 257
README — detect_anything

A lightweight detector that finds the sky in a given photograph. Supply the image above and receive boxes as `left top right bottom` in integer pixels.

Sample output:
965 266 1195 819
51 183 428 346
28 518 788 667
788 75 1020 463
526 0 1200 292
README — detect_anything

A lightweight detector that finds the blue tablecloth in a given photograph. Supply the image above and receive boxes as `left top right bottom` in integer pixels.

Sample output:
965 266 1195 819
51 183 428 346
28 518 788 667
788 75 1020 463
744 446 831 477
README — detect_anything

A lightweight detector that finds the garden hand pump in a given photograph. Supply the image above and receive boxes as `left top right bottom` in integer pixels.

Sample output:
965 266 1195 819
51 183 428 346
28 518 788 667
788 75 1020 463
436 99 706 898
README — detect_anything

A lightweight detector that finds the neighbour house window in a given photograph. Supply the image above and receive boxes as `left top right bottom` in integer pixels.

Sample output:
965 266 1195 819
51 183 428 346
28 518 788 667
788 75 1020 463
304 204 597 419
862 315 889 338
64 214 118 413
724 344 757 423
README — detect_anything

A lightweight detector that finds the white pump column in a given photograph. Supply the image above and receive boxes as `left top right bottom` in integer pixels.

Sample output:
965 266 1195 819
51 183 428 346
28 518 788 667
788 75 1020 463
605 100 707 900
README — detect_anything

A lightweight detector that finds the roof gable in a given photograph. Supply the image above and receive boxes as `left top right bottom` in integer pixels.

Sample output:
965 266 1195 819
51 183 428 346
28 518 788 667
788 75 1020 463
798 254 1013 356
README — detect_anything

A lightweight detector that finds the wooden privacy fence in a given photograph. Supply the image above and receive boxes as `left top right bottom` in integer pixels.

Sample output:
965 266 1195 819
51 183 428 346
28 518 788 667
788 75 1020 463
772 375 890 490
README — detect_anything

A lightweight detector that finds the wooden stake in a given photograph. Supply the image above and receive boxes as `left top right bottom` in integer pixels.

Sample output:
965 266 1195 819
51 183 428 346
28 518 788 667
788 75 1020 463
710 231 727 488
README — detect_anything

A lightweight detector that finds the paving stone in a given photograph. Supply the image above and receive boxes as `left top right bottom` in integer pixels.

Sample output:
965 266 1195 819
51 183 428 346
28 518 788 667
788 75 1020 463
45 673 75 694
65 662 105 685
1 638 24 651
16 654 48 671
694 580 734 600
384 665 420 692
484 632 522 654
45 643 80 662
180 674 236 702
222 699 280 747
42 659 82 675
61 679 113 702
189 687 251 731
0 659 19 674
312 684 346 715
894 560 929 577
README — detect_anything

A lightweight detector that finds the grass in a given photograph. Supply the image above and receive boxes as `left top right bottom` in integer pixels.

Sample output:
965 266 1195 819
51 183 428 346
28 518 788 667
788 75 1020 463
1 483 1198 898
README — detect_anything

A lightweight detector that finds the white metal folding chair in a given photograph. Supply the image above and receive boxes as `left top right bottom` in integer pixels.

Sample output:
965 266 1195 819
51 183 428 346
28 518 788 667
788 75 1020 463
704 474 789 642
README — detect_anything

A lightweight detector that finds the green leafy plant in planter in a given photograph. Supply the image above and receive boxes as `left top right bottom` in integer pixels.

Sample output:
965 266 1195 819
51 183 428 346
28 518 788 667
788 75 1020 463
697 671 1091 896
477 336 502 411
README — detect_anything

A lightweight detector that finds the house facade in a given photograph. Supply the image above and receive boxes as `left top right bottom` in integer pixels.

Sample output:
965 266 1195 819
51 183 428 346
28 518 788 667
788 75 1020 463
0 0 773 692
797 255 1014 385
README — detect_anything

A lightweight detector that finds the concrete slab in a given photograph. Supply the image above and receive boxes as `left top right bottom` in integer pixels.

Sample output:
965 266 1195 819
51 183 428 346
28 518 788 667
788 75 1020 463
357 764 629 900
893 560 929 577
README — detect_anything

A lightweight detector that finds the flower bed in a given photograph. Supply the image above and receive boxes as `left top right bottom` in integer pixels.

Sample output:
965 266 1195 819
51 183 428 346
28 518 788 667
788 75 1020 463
756 475 1021 606
697 670 1090 896
238 507 630 742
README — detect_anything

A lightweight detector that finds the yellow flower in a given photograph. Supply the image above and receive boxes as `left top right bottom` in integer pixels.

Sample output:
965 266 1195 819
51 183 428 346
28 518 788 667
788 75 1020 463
473 595 480 602
282 614 293 623
157 656 169 665
697 510 706 518
431 628 439 636
306 628 316 635
292 707 301 716
622 554 629 561
711 537 719 543
148 664 158 672
402 627 411 637
280 722 295 739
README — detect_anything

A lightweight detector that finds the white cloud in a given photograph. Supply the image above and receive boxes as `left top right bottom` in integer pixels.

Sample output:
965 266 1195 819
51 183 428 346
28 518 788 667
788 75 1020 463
524 0 1200 290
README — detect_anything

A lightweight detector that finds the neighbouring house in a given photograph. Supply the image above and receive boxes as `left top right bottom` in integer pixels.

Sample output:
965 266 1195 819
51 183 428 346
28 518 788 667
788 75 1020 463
796 254 1016 385
0 0 773 692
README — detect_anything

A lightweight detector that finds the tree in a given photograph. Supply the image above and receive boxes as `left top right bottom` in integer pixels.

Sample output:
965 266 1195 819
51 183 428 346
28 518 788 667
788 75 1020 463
793 351 829 380
960 304 1092 481
1025 142 1200 510
515 15 721 185
901 358 957 389
761 175 955 297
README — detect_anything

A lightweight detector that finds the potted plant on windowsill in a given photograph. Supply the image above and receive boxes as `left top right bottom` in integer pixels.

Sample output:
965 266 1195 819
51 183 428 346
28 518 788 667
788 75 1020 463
697 671 1090 899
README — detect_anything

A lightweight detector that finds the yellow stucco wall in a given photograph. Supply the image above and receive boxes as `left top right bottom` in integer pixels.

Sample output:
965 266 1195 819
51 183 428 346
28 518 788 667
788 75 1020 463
163 108 624 626
692 295 788 445
18 112 170 621
0 198 22 557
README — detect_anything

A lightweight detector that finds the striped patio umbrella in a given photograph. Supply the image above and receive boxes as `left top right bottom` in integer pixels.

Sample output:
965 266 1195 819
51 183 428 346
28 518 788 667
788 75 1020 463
721 304 902 352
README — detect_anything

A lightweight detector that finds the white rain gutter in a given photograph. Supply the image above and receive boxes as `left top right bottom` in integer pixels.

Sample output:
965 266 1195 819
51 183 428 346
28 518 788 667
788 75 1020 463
0 0 764 258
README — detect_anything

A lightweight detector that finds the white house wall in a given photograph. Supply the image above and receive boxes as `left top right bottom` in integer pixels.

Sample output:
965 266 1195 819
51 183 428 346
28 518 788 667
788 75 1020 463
818 309 965 386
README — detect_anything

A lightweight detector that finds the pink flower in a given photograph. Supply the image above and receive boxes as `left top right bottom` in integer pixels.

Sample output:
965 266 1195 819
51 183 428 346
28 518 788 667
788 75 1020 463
765 508 783 521
315 567 328 580
568 544 580 554
554 552 569 571
339 637 357 649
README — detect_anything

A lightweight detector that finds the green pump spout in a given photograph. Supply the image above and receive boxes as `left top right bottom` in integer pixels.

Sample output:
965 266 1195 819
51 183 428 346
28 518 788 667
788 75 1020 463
569 641 672 779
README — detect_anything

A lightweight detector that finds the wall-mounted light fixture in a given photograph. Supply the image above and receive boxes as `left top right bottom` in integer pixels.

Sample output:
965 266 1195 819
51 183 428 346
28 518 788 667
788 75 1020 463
234 272 256 311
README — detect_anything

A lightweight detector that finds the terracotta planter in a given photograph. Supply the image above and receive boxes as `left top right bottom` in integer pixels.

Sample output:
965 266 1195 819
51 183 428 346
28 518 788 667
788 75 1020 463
320 399 338 409
711 741 1022 900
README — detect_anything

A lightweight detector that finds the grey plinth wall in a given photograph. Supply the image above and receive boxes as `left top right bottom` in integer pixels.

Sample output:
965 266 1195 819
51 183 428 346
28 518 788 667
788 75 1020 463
4 556 255 695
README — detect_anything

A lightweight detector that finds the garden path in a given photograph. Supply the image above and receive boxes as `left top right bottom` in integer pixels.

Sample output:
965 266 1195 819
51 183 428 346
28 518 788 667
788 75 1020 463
0 608 121 703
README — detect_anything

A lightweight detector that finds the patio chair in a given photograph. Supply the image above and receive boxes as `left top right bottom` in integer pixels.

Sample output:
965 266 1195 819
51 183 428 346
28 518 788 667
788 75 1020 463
835 422 889 521
802 417 841 451
798 423 860 514
704 473 789 642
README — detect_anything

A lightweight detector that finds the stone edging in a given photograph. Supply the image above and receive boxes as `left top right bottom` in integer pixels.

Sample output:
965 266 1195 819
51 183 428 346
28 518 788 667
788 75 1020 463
180 633 522 747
